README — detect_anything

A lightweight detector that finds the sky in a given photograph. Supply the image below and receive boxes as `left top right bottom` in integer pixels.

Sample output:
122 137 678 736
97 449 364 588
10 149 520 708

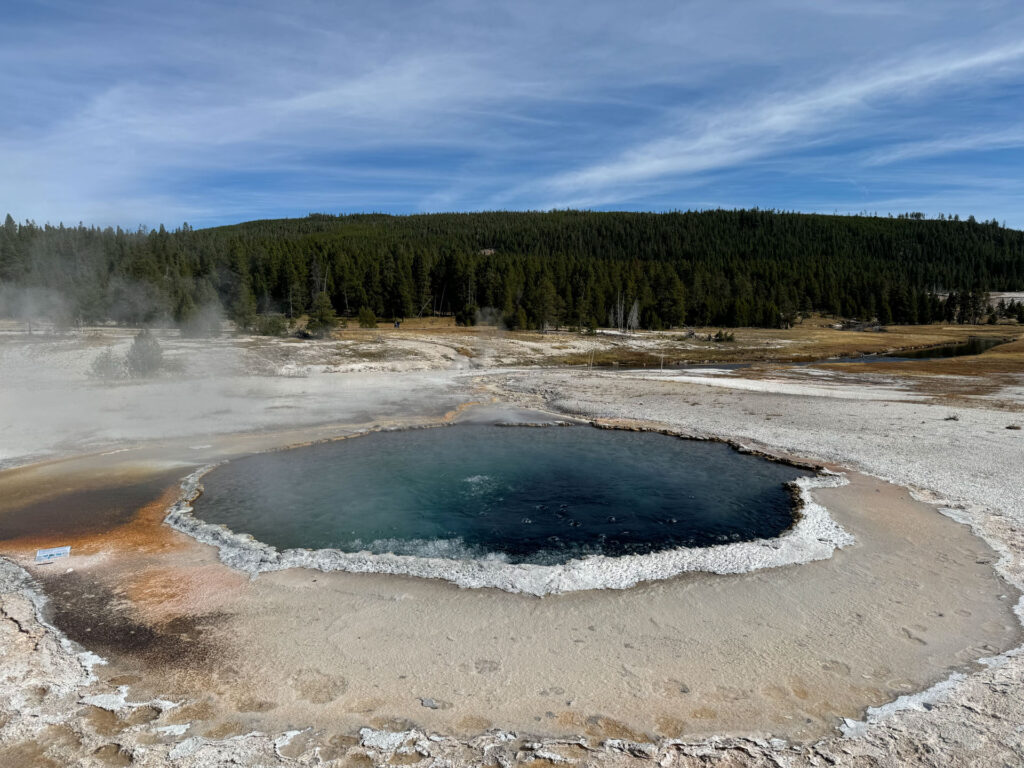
3 0 1024 229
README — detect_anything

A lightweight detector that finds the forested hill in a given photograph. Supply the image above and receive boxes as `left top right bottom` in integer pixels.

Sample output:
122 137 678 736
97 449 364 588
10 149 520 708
2 209 1024 331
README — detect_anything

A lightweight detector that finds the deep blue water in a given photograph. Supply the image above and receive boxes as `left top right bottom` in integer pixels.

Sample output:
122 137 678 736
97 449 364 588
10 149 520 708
194 425 812 565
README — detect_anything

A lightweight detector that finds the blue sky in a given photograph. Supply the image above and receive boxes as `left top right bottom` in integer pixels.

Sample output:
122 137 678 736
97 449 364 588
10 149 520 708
3 0 1024 228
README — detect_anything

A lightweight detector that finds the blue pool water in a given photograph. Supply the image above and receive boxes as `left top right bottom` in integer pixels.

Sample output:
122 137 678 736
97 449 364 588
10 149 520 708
193 425 813 565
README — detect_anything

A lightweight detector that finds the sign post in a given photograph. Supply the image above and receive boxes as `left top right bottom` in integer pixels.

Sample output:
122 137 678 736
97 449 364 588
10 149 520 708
35 546 71 564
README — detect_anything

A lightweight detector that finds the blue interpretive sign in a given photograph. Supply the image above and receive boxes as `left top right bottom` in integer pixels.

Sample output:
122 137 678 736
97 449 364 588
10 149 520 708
35 546 71 564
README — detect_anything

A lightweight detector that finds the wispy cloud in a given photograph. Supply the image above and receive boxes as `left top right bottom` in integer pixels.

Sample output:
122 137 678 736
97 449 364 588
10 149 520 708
865 128 1024 165
538 40 1024 201
2 1 1024 226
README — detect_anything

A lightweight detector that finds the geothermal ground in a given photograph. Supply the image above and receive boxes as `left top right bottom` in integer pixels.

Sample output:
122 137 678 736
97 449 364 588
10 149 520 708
0 318 1023 767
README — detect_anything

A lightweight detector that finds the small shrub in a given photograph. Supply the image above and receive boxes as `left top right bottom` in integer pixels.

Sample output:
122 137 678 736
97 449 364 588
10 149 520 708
126 329 163 377
455 304 479 327
90 348 125 380
255 313 289 336
358 306 377 328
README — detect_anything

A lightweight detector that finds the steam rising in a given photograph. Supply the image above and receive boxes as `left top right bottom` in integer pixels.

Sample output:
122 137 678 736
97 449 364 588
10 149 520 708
0 324 464 469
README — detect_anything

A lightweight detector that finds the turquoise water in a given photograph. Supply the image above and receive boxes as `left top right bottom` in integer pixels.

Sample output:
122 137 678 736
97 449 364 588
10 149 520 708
194 425 812 565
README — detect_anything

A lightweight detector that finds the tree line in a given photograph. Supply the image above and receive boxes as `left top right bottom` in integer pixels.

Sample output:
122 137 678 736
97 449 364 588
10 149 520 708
2 209 1023 332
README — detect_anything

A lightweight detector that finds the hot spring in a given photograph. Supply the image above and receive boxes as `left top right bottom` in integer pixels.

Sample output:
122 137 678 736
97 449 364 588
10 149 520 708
190 425 814 567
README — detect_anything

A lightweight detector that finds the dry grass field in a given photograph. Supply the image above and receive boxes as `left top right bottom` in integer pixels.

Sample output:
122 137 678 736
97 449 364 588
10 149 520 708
357 315 1021 369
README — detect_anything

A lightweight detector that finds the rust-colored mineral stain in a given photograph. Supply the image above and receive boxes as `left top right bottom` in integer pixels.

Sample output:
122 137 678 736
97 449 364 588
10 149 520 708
0 483 188 561
0 464 239 678
0 468 188 554
442 398 493 421
124 564 246 624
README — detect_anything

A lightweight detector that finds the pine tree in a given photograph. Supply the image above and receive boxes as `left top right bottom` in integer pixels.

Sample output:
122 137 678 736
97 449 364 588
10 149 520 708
357 305 377 328
231 281 258 331
534 277 558 331
1 210 1023 331
307 292 338 337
